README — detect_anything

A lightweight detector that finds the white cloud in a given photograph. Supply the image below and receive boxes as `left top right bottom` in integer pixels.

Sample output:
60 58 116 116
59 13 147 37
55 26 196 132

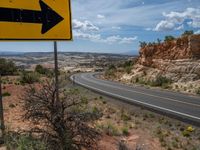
154 20 175 31
154 8 200 31
97 14 105 19
73 31 137 44
73 31 101 40
72 19 99 31
195 30 200 34
175 25 184 30
72 0 190 29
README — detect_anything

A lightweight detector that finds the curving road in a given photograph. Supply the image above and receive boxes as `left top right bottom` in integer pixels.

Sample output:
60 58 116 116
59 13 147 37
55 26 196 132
71 73 200 125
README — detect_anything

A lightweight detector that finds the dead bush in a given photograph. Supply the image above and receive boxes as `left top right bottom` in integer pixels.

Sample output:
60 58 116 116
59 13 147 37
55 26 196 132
21 80 102 150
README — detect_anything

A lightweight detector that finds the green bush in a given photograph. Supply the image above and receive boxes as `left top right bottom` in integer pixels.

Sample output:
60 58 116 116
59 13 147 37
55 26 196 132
123 61 134 68
0 58 17 76
164 35 175 42
5 132 46 150
108 64 116 70
35 65 53 77
9 103 15 108
104 123 120 136
105 69 116 77
122 127 129 136
182 130 190 137
105 64 117 77
125 66 132 74
151 76 171 88
139 41 147 48
2 92 11 97
182 30 194 36
20 71 40 84
196 88 200 95
121 110 131 121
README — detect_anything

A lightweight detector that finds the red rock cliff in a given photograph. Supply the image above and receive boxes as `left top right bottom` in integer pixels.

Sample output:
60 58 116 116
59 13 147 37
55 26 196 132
138 34 200 67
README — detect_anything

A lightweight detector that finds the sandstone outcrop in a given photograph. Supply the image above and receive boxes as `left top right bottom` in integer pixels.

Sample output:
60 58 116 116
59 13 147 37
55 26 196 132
117 34 200 94
138 34 200 67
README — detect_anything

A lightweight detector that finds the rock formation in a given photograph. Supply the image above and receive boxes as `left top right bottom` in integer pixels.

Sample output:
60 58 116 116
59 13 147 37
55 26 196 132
118 34 200 94
138 34 200 67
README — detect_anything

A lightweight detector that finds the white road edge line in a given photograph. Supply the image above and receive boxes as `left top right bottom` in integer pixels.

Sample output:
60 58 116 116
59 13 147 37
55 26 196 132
83 74 200 108
70 75 200 121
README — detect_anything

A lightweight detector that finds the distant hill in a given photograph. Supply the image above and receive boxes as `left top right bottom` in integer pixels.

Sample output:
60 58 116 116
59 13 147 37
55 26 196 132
0 51 25 56
122 50 139 56
0 51 136 57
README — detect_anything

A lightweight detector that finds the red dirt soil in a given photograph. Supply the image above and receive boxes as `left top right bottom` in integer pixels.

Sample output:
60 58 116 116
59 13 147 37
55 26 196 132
2 84 163 150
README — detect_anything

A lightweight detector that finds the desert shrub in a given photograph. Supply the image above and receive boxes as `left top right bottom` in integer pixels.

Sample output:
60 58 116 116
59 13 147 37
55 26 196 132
35 65 53 77
123 61 133 74
125 66 132 74
105 64 117 78
2 92 11 97
118 141 130 150
121 110 131 121
20 71 40 84
196 88 200 95
0 58 17 76
182 130 190 137
182 30 194 36
21 81 102 150
5 131 46 150
122 127 129 136
151 76 171 88
108 64 116 70
157 38 162 44
164 35 175 42
105 69 116 78
103 123 120 136
123 61 134 68
139 41 147 48
9 103 15 108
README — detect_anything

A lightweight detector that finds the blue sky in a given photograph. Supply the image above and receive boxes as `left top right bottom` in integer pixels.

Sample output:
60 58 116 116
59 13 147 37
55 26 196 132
0 0 200 54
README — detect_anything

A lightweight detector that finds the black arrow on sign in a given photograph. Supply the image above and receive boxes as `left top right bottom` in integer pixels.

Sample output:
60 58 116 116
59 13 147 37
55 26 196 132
0 0 64 34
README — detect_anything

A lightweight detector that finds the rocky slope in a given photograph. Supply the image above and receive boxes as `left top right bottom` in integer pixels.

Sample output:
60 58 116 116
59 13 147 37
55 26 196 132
114 34 200 94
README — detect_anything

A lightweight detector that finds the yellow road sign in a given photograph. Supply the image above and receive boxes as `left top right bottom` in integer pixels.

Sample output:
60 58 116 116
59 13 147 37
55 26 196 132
0 0 72 40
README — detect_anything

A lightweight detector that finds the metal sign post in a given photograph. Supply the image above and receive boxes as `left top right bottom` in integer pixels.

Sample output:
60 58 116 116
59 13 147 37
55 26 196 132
0 74 5 144
0 0 72 143
54 41 59 103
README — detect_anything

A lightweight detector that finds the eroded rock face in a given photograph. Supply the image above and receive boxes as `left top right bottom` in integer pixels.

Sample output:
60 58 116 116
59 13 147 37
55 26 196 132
134 34 200 83
138 35 200 67
118 34 200 94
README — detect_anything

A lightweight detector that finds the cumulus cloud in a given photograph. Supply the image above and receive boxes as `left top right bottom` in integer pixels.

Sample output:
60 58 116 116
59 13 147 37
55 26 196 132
97 14 105 19
154 20 175 31
73 31 137 44
72 19 99 31
154 8 200 31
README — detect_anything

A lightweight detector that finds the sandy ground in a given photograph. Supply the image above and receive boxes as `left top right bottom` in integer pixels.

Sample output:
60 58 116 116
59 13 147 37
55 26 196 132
1 83 164 150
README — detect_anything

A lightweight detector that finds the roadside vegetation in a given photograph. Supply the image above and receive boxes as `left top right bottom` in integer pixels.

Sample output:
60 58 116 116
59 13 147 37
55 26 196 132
1 61 200 149
19 71 40 84
18 81 102 150
0 58 18 76
134 75 172 89
35 65 54 77
196 87 200 95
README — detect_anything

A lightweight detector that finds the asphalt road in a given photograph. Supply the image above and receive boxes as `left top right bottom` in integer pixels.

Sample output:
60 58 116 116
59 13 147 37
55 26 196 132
71 73 200 124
